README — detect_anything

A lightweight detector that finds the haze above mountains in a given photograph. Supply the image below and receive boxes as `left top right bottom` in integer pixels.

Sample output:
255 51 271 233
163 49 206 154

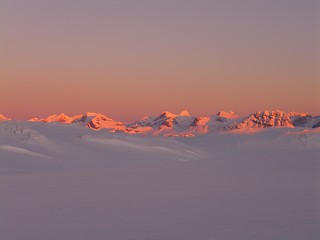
1 110 319 136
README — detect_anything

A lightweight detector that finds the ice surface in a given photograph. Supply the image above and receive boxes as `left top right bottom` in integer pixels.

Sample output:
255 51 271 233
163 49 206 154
0 121 319 240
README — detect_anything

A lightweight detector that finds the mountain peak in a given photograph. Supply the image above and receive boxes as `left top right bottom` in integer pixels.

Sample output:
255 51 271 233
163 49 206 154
30 113 71 123
259 110 286 115
82 112 100 117
179 110 191 116
287 111 310 118
237 110 294 129
160 111 176 118
217 111 239 119
0 114 11 121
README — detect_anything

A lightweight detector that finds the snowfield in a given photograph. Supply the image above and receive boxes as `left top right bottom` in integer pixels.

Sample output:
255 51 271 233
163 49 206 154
0 121 319 240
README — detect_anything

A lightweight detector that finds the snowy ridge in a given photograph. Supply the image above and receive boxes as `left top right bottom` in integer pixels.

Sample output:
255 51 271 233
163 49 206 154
30 113 72 123
0 114 11 121
236 110 294 129
287 111 310 121
127 110 309 135
126 111 198 136
217 111 239 119
29 112 125 131
290 115 320 128
2 110 319 136
71 112 125 131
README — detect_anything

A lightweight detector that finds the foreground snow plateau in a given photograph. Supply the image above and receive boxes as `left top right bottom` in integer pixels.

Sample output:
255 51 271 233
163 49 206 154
0 121 319 240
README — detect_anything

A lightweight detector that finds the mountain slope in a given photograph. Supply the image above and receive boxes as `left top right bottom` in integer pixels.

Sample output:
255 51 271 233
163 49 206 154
0 114 11 121
126 111 196 136
288 113 320 128
29 112 125 132
217 111 239 119
127 110 241 135
236 110 294 129
30 113 72 123
72 112 125 131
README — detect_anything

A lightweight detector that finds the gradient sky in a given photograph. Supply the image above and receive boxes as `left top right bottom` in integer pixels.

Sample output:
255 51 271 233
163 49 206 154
1 0 319 121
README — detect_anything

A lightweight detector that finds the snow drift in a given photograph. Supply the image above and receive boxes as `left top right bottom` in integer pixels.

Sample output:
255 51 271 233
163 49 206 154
0 120 319 240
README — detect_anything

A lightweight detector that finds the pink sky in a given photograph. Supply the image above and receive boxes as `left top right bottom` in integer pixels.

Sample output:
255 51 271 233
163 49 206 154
1 0 319 121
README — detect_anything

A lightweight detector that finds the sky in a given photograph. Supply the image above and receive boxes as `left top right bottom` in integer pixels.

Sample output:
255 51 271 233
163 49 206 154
1 0 319 121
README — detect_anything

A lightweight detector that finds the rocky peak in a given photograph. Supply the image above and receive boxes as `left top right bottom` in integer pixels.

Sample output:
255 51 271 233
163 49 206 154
217 111 239 119
237 110 294 129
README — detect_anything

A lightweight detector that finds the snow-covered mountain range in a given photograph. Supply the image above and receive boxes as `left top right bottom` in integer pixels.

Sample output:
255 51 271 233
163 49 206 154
29 112 125 131
1 110 319 136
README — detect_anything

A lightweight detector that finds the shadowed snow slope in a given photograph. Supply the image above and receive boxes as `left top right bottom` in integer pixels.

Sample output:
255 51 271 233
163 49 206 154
0 121 202 173
291 115 320 128
0 121 319 240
